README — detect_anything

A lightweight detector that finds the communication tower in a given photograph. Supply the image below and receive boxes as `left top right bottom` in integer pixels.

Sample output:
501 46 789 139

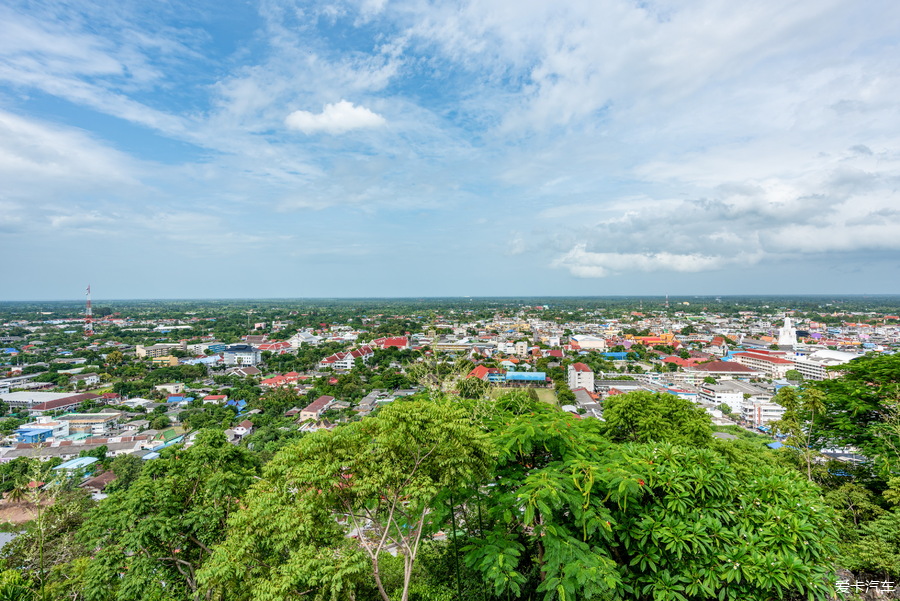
85 285 94 337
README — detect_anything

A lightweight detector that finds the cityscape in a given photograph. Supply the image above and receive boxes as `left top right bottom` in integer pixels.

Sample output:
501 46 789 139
0 296 898 599
3 0 900 598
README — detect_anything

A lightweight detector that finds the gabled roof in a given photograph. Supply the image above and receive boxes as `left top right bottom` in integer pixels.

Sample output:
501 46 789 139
691 360 757 373
571 362 592 373
29 393 100 412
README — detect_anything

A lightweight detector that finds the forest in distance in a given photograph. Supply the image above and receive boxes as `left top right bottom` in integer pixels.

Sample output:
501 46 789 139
0 296 899 600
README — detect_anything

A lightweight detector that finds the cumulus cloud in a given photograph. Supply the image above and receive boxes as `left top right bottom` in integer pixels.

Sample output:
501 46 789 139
285 100 386 134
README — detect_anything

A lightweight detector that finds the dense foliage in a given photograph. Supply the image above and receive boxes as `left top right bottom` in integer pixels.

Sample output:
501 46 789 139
5 308 900 600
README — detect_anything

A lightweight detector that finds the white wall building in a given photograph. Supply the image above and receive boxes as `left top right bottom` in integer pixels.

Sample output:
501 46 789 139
568 363 595 391
792 349 859 381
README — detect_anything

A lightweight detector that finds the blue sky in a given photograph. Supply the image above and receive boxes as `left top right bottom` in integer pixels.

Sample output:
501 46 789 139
2 0 899 300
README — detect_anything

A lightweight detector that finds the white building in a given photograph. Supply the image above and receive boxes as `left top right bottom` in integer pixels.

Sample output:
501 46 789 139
742 401 786 428
288 331 322 349
792 349 859 381
223 344 261 367
568 363 595 391
570 335 607 350
732 352 794 379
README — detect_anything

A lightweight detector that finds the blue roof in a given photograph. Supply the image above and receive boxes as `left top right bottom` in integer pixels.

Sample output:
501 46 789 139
601 352 629 360
16 427 53 434
54 456 98 471
505 372 547 381
767 441 783 449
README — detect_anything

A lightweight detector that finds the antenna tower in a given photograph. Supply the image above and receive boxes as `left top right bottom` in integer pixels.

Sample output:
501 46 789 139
85 285 94 337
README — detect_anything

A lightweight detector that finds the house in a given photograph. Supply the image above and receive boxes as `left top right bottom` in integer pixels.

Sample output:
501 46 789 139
258 341 292 354
467 365 504 382
224 344 261 367
685 361 759 381
261 373 300 388
202 395 228 404
567 363 594 391
227 366 261 378
123 419 150 431
732 351 794 379
53 456 98 476
80 470 117 496
318 346 374 371
569 335 607 350
233 420 254 437
299 395 335 421
57 412 124 435
371 337 410 350
99 392 121 404
154 382 185 395
151 355 180 367
69 373 100 387
288 331 322 349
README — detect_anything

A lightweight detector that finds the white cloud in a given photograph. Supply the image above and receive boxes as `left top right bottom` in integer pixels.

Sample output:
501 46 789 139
285 100 386 134
552 244 761 278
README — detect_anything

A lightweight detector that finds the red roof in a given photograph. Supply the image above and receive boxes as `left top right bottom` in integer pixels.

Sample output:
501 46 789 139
733 352 793 365
571 362 592 373
302 395 335 414
691 360 757 373
468 365 489 379
29 393 100 412
372 336 409 349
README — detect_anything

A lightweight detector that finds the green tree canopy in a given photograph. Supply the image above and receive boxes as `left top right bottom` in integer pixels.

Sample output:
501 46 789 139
199 397 493 601
78 430 259 600
599 391 713 447
463 399 839 601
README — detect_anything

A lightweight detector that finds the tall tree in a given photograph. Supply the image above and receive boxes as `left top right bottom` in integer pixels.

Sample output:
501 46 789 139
813 353 900 478
771 386 826 480
199 397 492 601
78 430 258 600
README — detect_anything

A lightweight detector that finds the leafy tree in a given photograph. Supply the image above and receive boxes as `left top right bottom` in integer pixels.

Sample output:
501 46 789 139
199 397 492 601
104 454 144 493
814 353 900 479
0 569 36 600
785 369 803 381
149 414 170 430
771 386 826 480
1 489 93 597
78 430 259 600
463 400 840 601
105 350 124 366
600 391 713 447
457 376 488 400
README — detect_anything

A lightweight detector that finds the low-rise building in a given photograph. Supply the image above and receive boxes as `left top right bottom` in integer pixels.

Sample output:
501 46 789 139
732 352 794 379
299 395 335 421
57 412 124 435
154 382 184 395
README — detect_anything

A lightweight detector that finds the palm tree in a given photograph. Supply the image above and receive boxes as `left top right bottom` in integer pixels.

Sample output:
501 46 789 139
5 480 28 506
